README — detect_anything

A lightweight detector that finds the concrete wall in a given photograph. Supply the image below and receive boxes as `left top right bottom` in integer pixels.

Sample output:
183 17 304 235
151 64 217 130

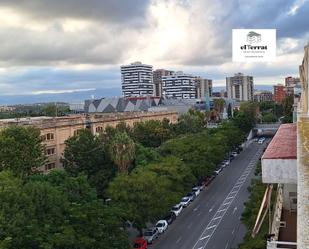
262 159 297 184
283 183 297 211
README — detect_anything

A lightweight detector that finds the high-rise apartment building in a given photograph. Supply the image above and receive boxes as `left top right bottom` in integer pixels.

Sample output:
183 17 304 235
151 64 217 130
162 71 196 99
195 77 213 99
285 76 300 87
121 62 153 97
226 73 254 101
273 84 286 103
285 76 301 96
153 69 174 97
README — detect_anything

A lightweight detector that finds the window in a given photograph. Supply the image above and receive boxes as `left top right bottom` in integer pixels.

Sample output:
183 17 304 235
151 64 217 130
45 147 55 155
45 163 56 171
42 133 54 141
96 126 103 133
73 129 82 136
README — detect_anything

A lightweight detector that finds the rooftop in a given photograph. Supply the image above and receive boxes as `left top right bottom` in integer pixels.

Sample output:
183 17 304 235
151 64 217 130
262 123 297 160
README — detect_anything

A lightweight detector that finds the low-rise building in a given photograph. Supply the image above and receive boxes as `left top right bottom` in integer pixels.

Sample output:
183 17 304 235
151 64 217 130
254 90 273 102
0 111 178 172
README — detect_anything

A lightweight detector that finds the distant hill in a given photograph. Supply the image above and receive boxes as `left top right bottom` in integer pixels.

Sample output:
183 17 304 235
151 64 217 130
0 88 121 105
0 85 275 105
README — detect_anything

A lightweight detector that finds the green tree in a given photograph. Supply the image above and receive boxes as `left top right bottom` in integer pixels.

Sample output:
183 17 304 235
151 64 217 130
132 120 171 147
0 126 46 177
261 112 277 123
173 109 207 135
146 156 196 193
213 98 225 113
0 170 130 249
134 143 161 167
62 129 115 196
160 131 227 179
227 103 232 119
107 169 180 234
108 132 135 173
282 95 294 123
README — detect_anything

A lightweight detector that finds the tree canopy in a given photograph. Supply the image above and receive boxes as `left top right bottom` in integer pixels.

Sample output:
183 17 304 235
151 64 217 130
0 126 45 177
0 170 129 249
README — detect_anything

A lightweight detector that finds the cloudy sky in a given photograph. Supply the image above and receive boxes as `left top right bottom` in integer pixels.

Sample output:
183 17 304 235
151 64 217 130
0 0 309 103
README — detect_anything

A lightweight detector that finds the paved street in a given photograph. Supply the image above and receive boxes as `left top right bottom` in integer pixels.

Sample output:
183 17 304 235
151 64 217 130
151 141 268 249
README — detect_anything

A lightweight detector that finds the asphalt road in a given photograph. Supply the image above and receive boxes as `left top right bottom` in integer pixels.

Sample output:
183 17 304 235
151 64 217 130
150 140 268 249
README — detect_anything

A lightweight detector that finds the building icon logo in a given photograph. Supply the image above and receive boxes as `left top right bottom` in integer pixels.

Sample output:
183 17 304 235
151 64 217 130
247 31 261 44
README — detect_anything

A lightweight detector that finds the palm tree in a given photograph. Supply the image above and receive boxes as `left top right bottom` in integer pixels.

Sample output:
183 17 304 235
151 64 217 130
108 132 135 172
213 98 225 113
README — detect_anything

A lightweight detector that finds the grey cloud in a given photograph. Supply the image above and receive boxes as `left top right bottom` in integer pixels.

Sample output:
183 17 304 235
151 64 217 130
0 0 151 25
172 0 309 66
0 24 134 66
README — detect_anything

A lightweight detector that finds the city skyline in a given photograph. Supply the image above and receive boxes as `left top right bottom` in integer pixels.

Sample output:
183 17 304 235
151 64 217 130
0 0 308 103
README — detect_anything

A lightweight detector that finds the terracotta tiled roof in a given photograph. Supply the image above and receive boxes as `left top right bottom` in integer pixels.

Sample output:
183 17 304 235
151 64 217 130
262 123 297 160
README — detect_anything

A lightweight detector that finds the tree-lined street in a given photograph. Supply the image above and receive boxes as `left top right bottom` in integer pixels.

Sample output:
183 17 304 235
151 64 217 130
151 141 267 249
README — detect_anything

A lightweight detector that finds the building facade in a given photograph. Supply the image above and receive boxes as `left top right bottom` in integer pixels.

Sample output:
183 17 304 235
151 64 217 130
162 71 196 99
153 69 174 97
273 84 286 103
285 76 300 88
226 73 254 101
257 43 309 249
0 111 178 172
121 62 154 97
254 90 273 102
195 77 213 99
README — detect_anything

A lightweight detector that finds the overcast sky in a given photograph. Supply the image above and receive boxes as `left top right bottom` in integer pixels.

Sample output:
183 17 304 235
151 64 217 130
0 0 309 100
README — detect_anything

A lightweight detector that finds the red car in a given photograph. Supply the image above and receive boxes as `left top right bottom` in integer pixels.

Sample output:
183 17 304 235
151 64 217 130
133 238 147 249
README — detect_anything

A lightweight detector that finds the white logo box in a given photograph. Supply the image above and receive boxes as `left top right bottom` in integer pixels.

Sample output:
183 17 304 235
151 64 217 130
232 29 276 62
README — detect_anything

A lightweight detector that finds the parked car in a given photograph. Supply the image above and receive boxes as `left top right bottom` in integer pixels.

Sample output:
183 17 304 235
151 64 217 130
231 151 238 157
258 139 264 144
186 192 196 201
237 146 243 152
143 227 159 244
163 212 176 225
171 204 183 216
219 162 227 168
180 197 191 207
192 187 201 196
223 160 230 166
214 168 222 175
197 183 205 191
156 220 168 233
229 154 235 160
133 238 147 249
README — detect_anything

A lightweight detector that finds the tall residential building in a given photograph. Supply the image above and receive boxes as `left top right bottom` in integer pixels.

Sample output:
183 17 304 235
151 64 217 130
285 76 300 87
254 90 273 102
153 69 174 97
285 77 300 96
121 62 153 97
298 43 309 248
258 43 309 249
273 84 286 103
162 71 196 99
226 73 254 101
195 77 213 99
